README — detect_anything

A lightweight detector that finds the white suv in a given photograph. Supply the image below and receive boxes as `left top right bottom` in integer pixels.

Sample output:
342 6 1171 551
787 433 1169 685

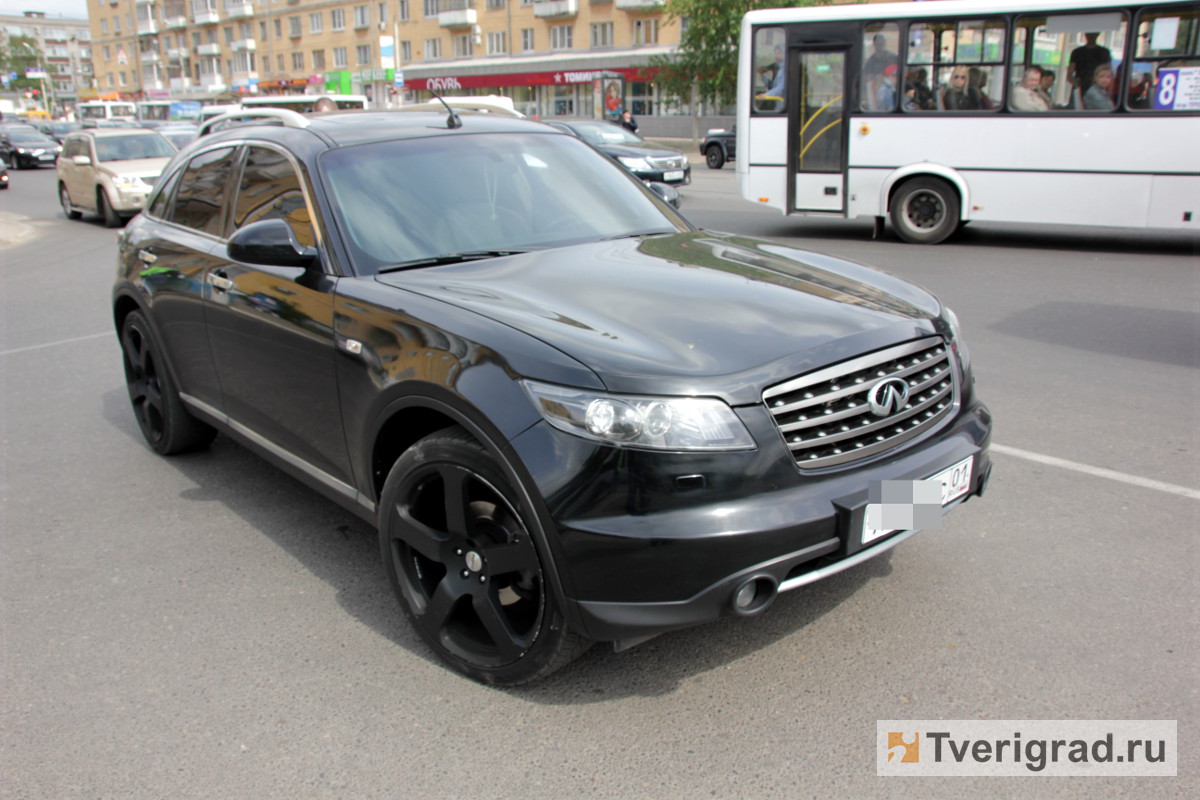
57 128 176 227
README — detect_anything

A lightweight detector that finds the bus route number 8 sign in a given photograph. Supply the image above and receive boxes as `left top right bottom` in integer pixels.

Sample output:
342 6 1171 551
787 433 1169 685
1153 67 1200 111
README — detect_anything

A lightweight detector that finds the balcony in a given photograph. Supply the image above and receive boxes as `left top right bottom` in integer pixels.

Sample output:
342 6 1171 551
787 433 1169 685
614 0 662 7
224 1 253 18
199 73 226 90
166 46 188 62
169 76 193 91
193 6 220 24
196 42 222 56
140 50 162 63
534 0 578 18
164 15 188 28
231 38 256 51
137 21 160 35
135 0 154 5
438 0 476 28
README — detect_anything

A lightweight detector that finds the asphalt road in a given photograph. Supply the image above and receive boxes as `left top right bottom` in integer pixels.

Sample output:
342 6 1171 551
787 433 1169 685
1 162 1196 799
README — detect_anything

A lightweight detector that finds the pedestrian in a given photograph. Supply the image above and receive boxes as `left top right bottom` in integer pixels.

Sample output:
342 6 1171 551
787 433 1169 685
618 109 638 134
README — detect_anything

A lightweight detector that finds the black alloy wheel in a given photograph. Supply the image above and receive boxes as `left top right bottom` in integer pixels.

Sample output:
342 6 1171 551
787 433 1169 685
379 428 590 685
120 311 216 455
705 144 725 170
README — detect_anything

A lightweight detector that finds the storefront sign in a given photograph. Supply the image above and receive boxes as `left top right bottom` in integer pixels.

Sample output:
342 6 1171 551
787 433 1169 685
406 66 656 91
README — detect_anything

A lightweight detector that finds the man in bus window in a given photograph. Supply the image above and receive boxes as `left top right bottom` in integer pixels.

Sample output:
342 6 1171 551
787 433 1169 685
875 64 899 110
312 96 337 112
1012 65 1051 111
1037 68 1057 107
756 45 786 111
863 33 898 110
1068 33 1112 97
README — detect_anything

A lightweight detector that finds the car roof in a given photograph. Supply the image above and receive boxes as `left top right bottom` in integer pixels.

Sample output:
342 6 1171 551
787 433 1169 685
199 109 559 149
74 127 166 139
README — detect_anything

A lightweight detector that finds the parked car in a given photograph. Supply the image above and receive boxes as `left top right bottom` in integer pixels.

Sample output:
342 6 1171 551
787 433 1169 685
156 123 199 150
58 128 176 227
542 119 691 185
112 109 991 685
0 129 63 169
0 156 9 189
701 125 736 169
36 120 83 143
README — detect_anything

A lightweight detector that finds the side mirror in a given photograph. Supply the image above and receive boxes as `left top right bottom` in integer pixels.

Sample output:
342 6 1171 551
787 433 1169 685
227 218 319 269
646 181 681 209
71 154 92 166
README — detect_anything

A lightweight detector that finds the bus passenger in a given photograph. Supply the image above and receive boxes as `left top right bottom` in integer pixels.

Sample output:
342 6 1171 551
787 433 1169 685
1083 65 1116 110
312 97 338 112
942 68 982 110
1011 66 1051 111
875 64 899 110
756 45 786 111
1069 33 1112 97
863 33 898 110
1037 69 1057 107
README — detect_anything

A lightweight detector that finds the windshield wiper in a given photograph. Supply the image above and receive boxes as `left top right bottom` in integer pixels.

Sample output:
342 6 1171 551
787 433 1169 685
377 250 528 273
600 229 675 241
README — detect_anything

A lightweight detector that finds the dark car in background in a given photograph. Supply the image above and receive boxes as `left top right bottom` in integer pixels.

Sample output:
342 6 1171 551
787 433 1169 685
0 128 63 169
543 119 691 185
112 108 990 686
0 156 9 189
36 120 84 143
701 125 736 169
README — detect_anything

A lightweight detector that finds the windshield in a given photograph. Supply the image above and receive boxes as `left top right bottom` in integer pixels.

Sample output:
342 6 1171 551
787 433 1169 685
321 132 686 275
8 132 56 144
94 134 177 161
567 121 645 146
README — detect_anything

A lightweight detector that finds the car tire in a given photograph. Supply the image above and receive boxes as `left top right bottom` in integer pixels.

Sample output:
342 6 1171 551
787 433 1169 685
60 183 82 219
119 310 217 455
705 144 726 170
890 177 960 244
98 188 123 228
378 427 591 685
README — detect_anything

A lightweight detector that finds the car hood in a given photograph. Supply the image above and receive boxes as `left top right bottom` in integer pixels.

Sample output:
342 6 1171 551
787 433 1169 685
100 156 172 179
593 140 684 159
378 231 944 403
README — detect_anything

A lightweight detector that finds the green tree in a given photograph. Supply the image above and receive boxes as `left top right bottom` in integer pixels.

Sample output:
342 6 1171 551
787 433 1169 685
650 0 829 110
0 35 46 94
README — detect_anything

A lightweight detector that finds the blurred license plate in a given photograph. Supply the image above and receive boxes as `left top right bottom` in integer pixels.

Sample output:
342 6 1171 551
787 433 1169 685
664 170 684 181
861 456 973 545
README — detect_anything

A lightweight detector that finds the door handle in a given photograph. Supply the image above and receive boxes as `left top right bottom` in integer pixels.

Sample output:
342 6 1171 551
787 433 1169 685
208 273 234 292
137 249 157 264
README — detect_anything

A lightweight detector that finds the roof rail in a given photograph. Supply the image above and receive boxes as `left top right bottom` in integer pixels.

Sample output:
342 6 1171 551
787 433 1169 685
197 107 311 137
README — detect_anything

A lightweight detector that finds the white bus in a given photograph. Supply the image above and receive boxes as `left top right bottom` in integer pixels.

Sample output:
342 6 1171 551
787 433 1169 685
738 0 1198 243
76 100 138 122
239 94 369 113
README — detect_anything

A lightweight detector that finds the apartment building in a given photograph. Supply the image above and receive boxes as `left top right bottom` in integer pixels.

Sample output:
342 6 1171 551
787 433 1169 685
86 0 681 118
0 11 94 114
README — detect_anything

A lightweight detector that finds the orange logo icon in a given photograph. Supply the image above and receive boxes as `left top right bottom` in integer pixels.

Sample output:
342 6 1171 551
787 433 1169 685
887 731 920 763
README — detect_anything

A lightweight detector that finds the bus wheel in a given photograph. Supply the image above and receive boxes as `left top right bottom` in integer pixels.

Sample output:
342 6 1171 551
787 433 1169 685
705 145 725 170
890 177 960 244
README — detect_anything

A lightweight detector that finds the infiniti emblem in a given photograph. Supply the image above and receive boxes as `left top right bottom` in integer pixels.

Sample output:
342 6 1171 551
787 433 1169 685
868 377 910 417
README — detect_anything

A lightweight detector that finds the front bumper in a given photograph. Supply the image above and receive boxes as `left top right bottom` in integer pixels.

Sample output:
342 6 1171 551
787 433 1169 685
510 398 992 643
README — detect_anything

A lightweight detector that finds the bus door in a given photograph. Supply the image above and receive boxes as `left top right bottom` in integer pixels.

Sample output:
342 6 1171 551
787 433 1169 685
790 49 847 213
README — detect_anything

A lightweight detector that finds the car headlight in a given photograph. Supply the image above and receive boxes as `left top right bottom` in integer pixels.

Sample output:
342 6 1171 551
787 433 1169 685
15 147 28 154
522 380 755 452
942 306 970 373
617 156 653 171
113 175 149 190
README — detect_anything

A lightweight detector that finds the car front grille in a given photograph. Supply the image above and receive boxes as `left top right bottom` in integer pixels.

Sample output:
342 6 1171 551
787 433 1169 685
648 155 686 171
763 337 957 470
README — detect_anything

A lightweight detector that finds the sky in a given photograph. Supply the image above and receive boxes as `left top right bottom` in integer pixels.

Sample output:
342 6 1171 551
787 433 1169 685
1 0 89 20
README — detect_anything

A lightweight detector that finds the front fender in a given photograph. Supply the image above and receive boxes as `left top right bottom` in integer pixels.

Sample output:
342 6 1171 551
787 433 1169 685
880 164 971 221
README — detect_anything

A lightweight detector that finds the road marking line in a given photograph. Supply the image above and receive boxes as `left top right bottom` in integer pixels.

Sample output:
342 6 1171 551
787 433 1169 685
0 332 111 357
992 443 1200 501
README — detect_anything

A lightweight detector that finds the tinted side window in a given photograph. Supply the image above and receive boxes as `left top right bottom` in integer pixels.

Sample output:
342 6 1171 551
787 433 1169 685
232 146 315 247
147 166 182 219
167 147 237 235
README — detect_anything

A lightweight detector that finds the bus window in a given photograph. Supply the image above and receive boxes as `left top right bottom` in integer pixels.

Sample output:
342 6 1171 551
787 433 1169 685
753 28 787 114
862 23 900 111
1012 12 1128 110
907 19 1006 111
1128 6 1200 111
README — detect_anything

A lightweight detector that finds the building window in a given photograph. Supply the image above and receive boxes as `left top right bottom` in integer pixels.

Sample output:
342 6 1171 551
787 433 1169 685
487 31 506 55
521 28 534 52
276 53 283 71
224 26 234 44
378 2 387 24
633 18 658 45
331 9 345 31
100 19 108 34
356 44 371 64
292 51 304 69
590 21 612 48
259 21 267 39
289 16 301 36
333 46 348 67
398 0 409 21
423 0 437 17
550 25 572 51
312 49 326 69
424 37 442 59
274 18 282 37
103 44 111 60
401 40 411 62
486 0 504 8
354 5 369 29
453 33 473 57
309 12 323 34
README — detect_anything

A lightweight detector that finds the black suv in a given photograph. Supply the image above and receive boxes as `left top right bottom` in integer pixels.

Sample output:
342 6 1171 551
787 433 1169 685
113 108 991 685
701 125 736 169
